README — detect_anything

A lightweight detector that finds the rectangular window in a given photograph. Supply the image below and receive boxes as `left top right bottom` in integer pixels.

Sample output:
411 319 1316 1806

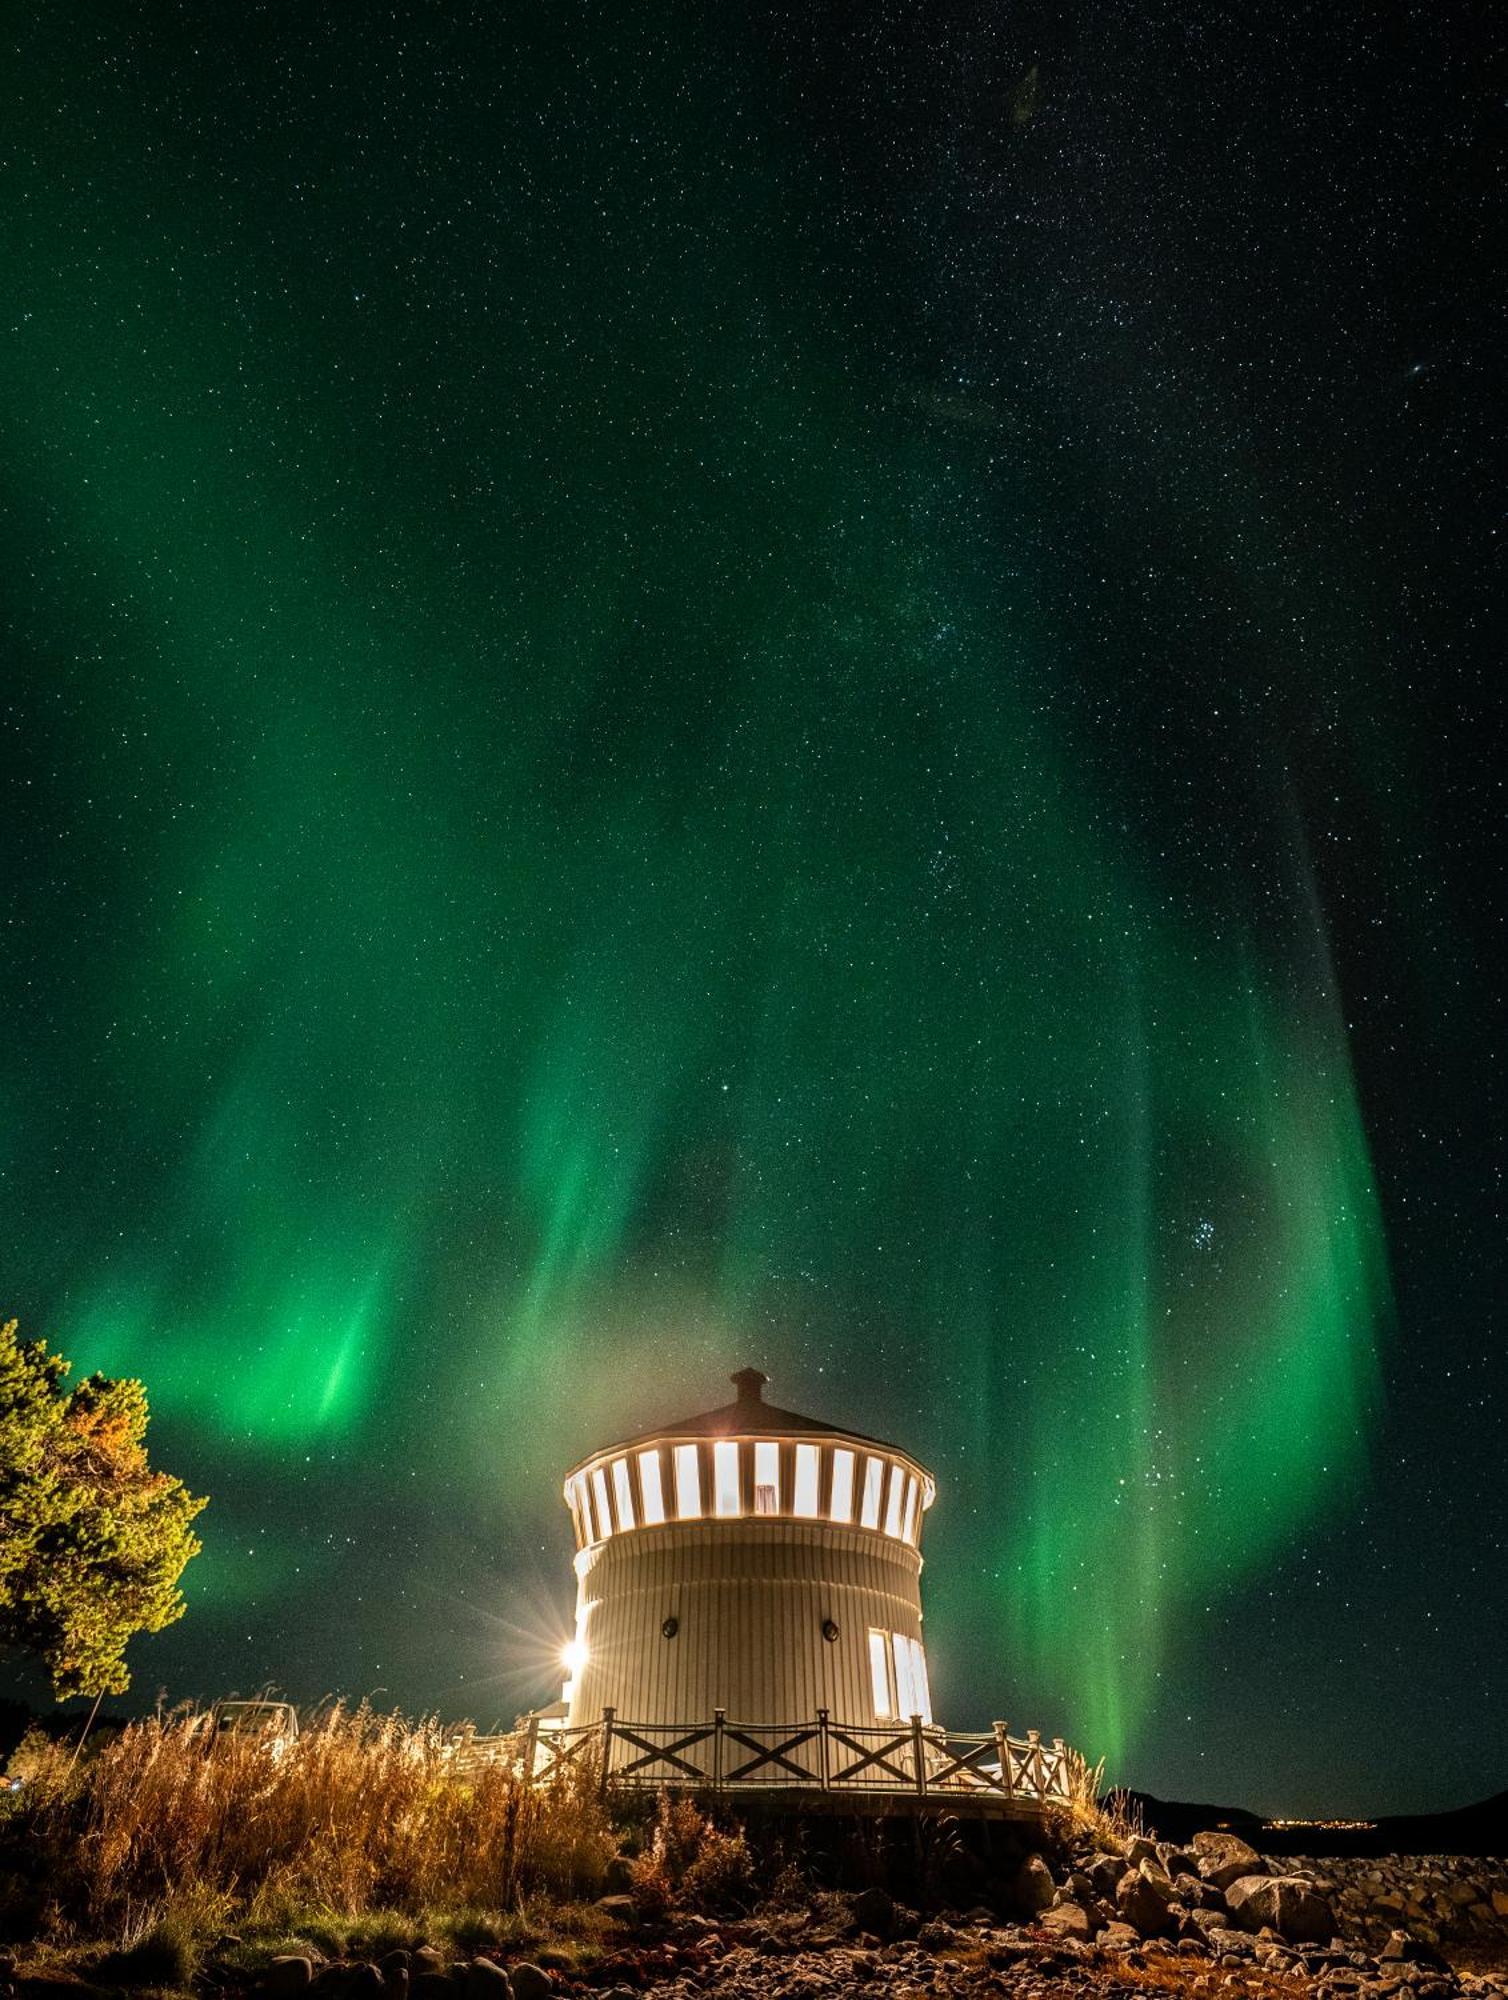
753 1440 780 1515
611 1457 635 1531
902 1474 919 1543
674 1443 702 1520
892 1631 916 1718
829 1447 855 1524
909 1637 933 1723
884 1462 905 1537
638 1450 666 1526
868 1628 894 1719
714 1439 742 1516
860 1455 885 1530
591 1467 612 1541
793 1442 821 1517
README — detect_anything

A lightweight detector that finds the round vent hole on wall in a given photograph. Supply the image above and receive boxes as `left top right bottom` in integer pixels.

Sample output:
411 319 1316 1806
661 1615 679 1639
821 1618 840 1643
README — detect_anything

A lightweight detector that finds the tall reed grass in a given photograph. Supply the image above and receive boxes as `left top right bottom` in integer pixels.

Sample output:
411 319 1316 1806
9 1703 616 1941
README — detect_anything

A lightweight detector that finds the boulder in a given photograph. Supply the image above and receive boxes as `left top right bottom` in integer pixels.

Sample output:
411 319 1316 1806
266 1961 315 1999
412 1953 446 1978
506 1972 550 2000
593 1896 637 1926
1117 1865 1178 1939
1089 1854 1128 1898
1125 1837 1162 1869
852 1886 896 1937
1014 1854 1057 1915
463 1964 512 2000
1192 1832 1266 1891
1040 1901 1095 1941
603 1855 636 1896
1226 1875 1337 1944
1099 1921 1141 1950
1381 1932 1450 1969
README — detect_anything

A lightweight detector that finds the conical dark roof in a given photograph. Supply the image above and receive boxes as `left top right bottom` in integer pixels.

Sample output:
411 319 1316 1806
609 1367 903 1456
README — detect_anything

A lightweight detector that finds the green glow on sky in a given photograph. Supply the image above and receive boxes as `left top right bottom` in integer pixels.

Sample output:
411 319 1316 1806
0 3 1394 1767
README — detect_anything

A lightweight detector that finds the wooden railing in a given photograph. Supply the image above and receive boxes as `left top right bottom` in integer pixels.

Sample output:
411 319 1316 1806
456 1711 1082 1805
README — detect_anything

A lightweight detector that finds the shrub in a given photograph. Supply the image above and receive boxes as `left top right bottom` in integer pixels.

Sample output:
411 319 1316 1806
12 1701 617 1945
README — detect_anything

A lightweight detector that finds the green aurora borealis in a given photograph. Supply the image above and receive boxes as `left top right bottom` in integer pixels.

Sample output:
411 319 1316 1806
3 3 1498 1810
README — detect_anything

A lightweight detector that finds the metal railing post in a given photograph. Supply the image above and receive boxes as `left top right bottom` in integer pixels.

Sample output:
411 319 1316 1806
599 1707 615 1796
993 1720 1010 1795
817 1707 830 1791
713 1707 725 1792
910 1714 927 1796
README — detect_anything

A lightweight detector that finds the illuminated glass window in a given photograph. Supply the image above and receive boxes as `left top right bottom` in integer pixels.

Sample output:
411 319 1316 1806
868 1628 894 1719
591 1467 612 1541
902 1475 919 1543
638 1450 666 1526
793 1442 821 1517
753 1440 780 1515
908 1637 933 1723
860 1455 885 1530
674 1443 702 1519
892 1631 917 1718
829 1447 855 1524
884 1462 905 1537
611 1457 635 1531
714 1439 741 1517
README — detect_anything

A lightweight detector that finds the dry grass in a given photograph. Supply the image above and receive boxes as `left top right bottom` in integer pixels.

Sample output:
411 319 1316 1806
6 1702 616 1949
1057 1747 1145 1851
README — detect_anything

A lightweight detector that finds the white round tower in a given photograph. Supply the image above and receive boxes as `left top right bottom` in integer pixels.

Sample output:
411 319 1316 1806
559 1368 937 1734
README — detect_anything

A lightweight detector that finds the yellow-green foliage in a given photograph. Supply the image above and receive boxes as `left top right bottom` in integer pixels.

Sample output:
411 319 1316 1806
0 1317 206 1698
19 1702 616 1937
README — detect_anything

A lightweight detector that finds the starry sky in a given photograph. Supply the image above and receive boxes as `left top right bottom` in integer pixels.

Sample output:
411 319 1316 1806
1 2 1499 1816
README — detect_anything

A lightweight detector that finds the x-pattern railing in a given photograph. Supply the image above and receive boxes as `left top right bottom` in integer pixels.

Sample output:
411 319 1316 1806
499 1709 1079 1804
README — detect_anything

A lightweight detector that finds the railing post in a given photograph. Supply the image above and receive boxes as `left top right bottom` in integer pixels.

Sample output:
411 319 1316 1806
817 1707 830 1791
1052 1736 1067 1800
599 1707 615 1797
910 1714 927 1796
713 1708 725 1792
1027 1726 1043 1798
524 1711 540 1784
993 1720 1010 1795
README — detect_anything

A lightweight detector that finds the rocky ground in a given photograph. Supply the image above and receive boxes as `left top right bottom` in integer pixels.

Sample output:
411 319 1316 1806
7 1835 1505 2000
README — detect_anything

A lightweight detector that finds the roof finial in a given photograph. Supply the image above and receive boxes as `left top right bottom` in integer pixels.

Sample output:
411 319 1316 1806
731 1367 768 1406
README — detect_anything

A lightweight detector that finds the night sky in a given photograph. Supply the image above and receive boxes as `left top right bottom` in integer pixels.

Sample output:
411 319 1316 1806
1 2 1499 1817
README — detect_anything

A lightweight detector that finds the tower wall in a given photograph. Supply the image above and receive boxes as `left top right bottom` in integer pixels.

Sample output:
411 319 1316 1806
566 1518 927 1737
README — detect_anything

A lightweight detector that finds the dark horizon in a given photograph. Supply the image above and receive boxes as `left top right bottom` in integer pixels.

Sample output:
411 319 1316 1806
1 0 1498 1819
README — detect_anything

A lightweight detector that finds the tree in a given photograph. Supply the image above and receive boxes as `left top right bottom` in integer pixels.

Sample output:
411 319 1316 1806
0 1317 206 1698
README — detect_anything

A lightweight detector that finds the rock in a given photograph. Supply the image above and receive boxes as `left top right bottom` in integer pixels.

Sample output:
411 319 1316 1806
852 1886 896 1937
532 1954 571 1975
1192 1831 1266 1890
506 1970 550 2000
594 1896 637 1925
603 1854 636 1896
1014 1854 1058 1915
413 1975 451 2000
1160 1846 1199 1879
412 1953 446 1978
381 1971 408 2000
463 1964 512 2000
1125 1836 1162 1869
1227 1875 1337 1944
1100 1921 1141 1949
1040 1901 1095 1941
1089 1854 1128 1898
344 1969 384 2000
266 1960 315 1999
1117 1864 1178 1939
918 1921 954 1950
1381 1932 1450 1969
